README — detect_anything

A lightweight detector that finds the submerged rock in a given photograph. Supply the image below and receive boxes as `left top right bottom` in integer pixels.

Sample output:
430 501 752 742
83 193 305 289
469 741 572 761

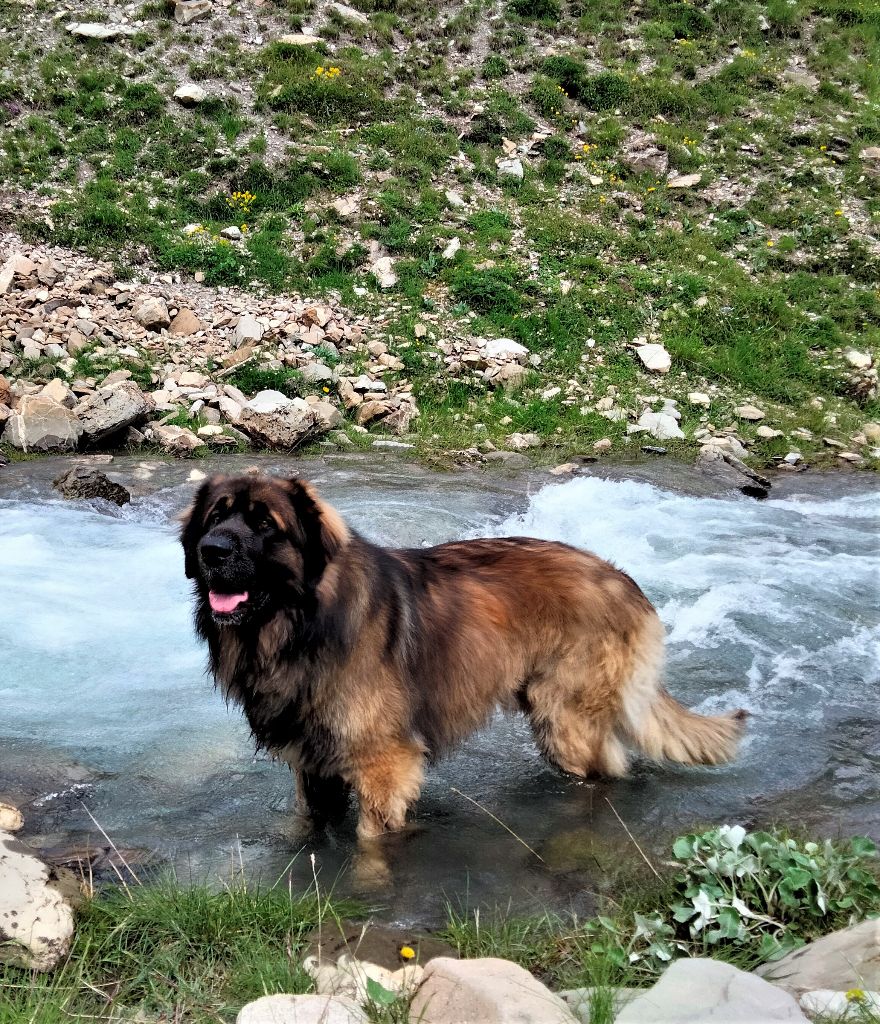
53 466 131 506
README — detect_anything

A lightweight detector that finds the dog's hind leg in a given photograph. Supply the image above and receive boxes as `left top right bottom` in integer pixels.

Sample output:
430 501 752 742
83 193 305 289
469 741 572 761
522 662 630 778
350 740 425 839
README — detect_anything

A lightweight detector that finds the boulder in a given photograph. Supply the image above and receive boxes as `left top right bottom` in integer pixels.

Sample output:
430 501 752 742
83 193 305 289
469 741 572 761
497 157 524 180
355 400 391 426
5 396 83 452
622 134 668 176
0 832 76 971
311 401 343 430
150 423 206 455
304 953 422 1002
756 920 880 996
74 381 154 443
67 22 137 39
300 363 335 384
667 173 702 189
617 959 808 1023
245 390 294 414
330 2 370 24
40 378 76 408
483 338 529 363
238 405 319 450
53 466 131 506
371 256 398 289
410 956 575 1024
131 295 170 331
237 994 367 1024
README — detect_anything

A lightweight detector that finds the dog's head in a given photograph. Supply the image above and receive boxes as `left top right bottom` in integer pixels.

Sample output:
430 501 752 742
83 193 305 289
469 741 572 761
180 474 350 626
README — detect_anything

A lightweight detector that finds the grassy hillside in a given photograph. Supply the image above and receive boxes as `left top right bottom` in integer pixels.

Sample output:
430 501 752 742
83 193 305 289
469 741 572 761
1 0 878 463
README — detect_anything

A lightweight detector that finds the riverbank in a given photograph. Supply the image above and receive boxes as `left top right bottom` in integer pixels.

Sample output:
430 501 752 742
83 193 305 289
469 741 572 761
2 822 879 1024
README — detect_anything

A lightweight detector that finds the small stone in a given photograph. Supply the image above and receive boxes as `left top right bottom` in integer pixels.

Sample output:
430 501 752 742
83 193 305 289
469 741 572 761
234 314 264 347
330 2 370 23
220 226 242 240
278 32 322 45
667 172 702 189
483 337 529 363
688 392 711 407
845 349 872 369
331 196 359 219
505 431 541 450
442 237 461 259
174 0 212 25
0 803 24 832
734 404 765 421
637 410 685 441
174 84 207 106
67 22 136 39
300 363 334 384
635 343 671 373
497 157 524 180
756 426 783 439
169 309 203 336
550 463 578 475
593 438 612 451
445 189 467 209
784 451 802 464
370 256 398 289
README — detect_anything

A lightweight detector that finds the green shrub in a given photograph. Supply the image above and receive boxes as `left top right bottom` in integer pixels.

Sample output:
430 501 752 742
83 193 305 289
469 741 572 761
509 0 560 19
224 365 306 398
452 266 523 314
482 54 510 79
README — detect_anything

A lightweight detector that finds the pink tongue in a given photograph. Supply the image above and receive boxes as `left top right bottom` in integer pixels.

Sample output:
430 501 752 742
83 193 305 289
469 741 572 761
209 591 249 614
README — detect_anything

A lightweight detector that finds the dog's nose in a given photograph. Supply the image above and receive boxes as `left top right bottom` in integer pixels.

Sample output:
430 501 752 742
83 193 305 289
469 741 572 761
199 534 235 566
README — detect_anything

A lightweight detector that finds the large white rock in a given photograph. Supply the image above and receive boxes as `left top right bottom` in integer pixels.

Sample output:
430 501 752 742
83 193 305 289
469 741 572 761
174 83 207 106
175 0 212 25
131 295 170 331
409 956 575 1024
67 22 137 39
245 390 294 414
75 381 154 443
635 343 671 373
497 157 524 180
330 2 369 23
483 337 529 363
756 920 880 996
0 832 76 971
238 405 319 450
371 256 398 289
237 993 366 1024
667 173 702 189
5 395 83 452
637 410 685 441
234 314 264 347
734 404 766 421
617 959 808 1023
278 32 322 45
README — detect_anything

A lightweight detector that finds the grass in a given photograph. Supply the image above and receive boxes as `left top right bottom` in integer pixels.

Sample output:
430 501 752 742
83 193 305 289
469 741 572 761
1 0 879 466
0 875 365 1024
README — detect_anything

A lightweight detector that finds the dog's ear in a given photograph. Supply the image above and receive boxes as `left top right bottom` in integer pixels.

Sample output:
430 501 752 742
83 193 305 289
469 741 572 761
179 480 214 580
285 478 350 568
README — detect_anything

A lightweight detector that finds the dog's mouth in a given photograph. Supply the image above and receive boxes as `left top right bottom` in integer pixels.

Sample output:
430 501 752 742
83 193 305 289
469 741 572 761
208 590 249 615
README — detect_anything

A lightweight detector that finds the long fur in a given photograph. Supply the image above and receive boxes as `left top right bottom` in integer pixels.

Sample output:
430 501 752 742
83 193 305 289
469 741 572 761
181 474 746 837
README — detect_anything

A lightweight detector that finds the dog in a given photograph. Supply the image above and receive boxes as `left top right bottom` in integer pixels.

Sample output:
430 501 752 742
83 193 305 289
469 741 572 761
180 474 745 839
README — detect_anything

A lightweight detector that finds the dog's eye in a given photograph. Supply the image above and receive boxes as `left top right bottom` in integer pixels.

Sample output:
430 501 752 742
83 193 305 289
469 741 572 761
258 516 275 532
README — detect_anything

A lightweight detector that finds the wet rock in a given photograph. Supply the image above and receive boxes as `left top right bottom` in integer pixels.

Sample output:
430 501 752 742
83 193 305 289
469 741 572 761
238 403 319 450
617 959 808 1023
0 832 76 971
756 920 880 996
4 396 83 452
75 381 154 444
131 295 170 331
149 423 206 455
53 466 131 506
175 0 212 25
174 84 207 107
410 957 575 1024
237 993 367 1024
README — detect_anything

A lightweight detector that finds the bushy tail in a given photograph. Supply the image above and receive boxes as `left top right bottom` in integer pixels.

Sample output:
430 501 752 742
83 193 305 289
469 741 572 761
625 688 747 766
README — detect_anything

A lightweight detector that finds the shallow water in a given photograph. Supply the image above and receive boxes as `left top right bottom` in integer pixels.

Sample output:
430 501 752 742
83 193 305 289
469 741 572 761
1 456 878 923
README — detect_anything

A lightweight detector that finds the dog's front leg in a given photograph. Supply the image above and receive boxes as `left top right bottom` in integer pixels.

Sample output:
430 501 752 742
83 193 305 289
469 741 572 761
350 740 425 839
293 765 352 829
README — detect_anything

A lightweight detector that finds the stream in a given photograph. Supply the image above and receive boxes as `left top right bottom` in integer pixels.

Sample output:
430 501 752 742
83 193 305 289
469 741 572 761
1 454 878 925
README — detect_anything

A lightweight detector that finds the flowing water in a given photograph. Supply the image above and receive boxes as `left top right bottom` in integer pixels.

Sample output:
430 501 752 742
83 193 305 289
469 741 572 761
1 455 878 924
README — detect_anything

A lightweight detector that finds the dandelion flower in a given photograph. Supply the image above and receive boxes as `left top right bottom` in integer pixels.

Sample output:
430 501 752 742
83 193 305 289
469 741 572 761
400 946 416 960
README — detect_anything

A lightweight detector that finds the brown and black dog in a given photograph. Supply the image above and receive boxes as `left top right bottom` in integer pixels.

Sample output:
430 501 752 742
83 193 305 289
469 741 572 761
181 474 745 838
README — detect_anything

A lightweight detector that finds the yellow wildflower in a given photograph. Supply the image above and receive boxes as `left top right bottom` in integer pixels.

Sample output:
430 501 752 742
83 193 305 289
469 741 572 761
834 209 843 216
400 946 416 960
767 240 774 247
846 990 866 1003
